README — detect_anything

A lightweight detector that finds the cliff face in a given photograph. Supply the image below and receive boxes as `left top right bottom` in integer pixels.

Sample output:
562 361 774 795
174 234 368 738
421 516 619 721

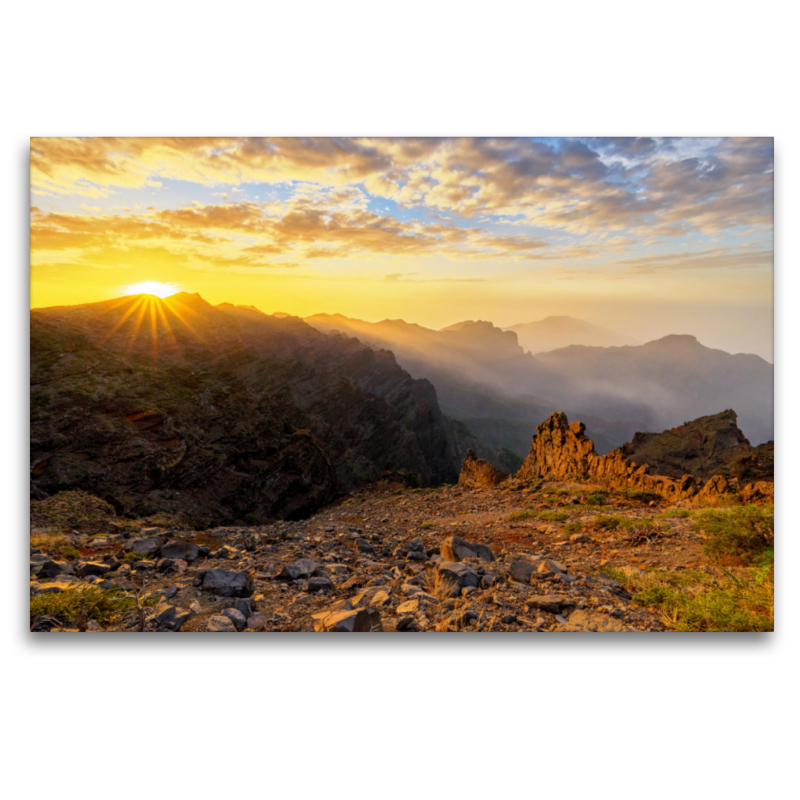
515 411 773 505
30 294 460 526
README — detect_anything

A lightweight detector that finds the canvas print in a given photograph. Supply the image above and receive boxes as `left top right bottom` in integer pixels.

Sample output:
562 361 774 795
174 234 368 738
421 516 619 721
29 137 774 632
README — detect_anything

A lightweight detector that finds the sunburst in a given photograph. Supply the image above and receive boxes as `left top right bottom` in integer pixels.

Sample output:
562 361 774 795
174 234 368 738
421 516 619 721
124 281 180 299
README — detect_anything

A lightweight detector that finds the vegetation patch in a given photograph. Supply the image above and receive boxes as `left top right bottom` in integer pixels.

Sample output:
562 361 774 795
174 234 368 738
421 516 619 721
692 504 774 565
586 492 608 506
507 510 538 522
602 565 773 632
30 587 136 629
657 508 692 519
539 510 570 522
30 490 117 534
592 514 624 530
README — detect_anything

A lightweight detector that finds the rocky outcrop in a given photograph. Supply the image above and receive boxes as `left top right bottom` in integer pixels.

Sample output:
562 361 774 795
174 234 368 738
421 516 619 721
458 449 508 488
516 411 771 505
619 410 773 483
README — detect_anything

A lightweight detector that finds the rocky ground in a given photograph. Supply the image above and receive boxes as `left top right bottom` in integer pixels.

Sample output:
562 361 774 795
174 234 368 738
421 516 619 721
30 477 740 633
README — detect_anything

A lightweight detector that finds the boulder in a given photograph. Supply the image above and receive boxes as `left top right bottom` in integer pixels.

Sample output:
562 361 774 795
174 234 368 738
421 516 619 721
435 562 479 598
554 609 632 632
160 540 200 562
276 558 318 581
200 569 254 597
440 535 495 563
246 612 273 630
38 559 72 579
75 561 113 577
509 560 536 583
125 537 165 555
458 449 508 488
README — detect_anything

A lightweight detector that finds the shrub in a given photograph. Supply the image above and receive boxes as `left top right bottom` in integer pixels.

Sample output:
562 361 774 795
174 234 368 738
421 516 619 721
420 521 435 529
539 510 570 522
586 492 607 506
507 510 538 522
657 508 692 519
593 514 623 530
30 587 135 628
603 565 773 632
692 505 774 563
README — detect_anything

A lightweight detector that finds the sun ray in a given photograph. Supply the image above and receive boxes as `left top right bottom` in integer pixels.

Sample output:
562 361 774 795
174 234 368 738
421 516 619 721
101 296 146 343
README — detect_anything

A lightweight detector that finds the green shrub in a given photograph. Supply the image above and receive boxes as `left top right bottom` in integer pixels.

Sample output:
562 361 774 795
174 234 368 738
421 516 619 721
30 587 135 628
586 492 607 506
692 505 774 563
593 514 623 530
603 565 773 632
657 508 691 519
539 510 570 522
507 510 538 522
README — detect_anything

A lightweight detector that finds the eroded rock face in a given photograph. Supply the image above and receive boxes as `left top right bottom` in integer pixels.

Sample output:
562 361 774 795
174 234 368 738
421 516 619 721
457 450 508 488
515 410 771 505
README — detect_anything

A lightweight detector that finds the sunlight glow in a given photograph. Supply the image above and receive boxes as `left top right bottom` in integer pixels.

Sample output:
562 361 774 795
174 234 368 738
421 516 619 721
124 281 180 299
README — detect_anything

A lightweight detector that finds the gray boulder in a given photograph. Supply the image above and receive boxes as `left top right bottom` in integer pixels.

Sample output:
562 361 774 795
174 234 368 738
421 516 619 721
206 614 237 632
200 569 254 597
160 540 200 562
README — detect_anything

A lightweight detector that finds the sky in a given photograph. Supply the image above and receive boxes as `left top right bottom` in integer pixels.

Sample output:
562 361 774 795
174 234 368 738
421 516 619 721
30 137 774 360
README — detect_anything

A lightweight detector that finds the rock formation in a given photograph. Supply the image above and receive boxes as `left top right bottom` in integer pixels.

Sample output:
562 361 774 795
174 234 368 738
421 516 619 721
457 449 508 488
515 411 771 505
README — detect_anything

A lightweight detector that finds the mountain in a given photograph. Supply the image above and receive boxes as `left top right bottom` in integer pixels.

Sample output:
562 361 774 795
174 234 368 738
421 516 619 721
30 294 460 526
536 335 773 446
504 315 640 354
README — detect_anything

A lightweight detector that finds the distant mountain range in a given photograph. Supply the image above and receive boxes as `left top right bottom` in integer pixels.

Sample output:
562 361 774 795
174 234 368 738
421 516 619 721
302 312 774 460
503 315 640 354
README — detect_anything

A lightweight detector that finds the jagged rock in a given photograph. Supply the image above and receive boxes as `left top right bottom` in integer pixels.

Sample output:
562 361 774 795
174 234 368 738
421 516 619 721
234 598 252 618
276 558 318 581
440 535 495 563
740 481 774 505
160 540 201 562
348 538 377 556
458 449 508 488
696 475 736 504
435 562 479 597
199 569 254 597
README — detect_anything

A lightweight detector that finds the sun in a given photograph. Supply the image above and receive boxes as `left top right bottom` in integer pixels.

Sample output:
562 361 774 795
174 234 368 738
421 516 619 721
124 281 180 299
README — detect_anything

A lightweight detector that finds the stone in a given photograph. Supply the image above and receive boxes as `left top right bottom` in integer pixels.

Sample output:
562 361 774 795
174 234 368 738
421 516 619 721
397 599 419 615
222 607 247 631
307 576 334 593
160 540 200 562
537 558 566 576
75 561 112 577
526 595 576 614
435 562 479 598
349 538 377 556
276 558 318 581
440 535 495 563
234 598 252 618
206 614 237 632
570 533 591 543
163 585 179 599
313 607 384 632
509 560 536 583
371 590 391 606
38 559 72 579
125 537 165 555
200 569 254 597
246 612 273 630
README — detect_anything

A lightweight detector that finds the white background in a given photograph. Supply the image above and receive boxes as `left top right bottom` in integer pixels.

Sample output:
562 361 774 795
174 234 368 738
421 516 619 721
2 2 797 797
